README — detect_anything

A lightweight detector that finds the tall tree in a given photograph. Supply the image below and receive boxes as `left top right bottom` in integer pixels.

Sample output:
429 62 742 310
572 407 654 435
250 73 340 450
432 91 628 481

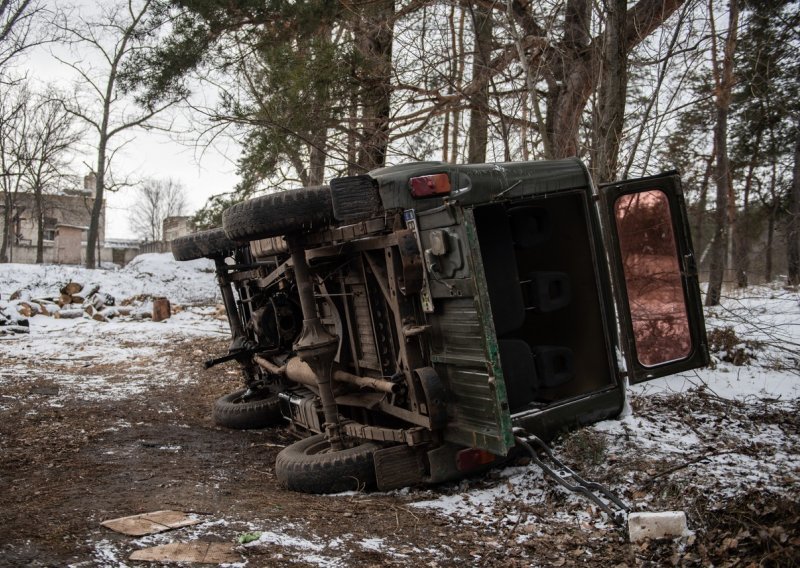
788 125 800 285
591 0 627 182
128 177 188 241
705 0 739 307
353 0 394 171
466 3 492 163
0 0 48 72
57 0 180 268
729 0 800 284
0 80 29 262
20 90 82 263
509 0 685 162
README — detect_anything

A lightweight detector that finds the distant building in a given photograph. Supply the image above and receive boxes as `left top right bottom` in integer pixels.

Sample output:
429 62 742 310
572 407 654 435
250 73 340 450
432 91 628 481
0 173 137 266
163 216 193 242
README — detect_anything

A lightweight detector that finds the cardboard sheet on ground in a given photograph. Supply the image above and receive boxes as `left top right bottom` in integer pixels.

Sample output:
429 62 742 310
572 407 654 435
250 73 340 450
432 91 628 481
129 542 239 564
101 510 201 536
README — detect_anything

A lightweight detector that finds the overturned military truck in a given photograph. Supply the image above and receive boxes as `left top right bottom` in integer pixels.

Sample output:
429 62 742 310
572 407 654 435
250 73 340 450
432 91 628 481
172 158 708 494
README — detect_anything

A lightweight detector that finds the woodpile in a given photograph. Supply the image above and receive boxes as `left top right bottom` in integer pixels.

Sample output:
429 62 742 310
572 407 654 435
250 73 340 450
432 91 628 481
0 281 168 335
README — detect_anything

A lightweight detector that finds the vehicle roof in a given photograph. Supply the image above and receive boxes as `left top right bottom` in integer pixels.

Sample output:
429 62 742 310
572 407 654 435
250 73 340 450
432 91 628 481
368 158 593 211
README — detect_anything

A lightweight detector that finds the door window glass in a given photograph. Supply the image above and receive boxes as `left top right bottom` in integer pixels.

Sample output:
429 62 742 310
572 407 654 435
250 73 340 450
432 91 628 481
614 190 691 366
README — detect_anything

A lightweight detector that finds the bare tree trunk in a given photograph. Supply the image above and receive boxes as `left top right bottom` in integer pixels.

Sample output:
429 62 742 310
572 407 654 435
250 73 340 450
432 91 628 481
787 123 800 284
85 132 106 269
706 106 731 306
735 157 757 287
467 3 492 163
592 0 627 183
533 0 684 159
34 184 44 263
451 8 466 163
0 189 11 262
546 0 592 158
355 0 393 171
442 106 450 162
766 205 775 282
694 143 716 247
490 77 511 162
347 90 358 176
442 3 456 162
307 129 327 186
705 0 739 307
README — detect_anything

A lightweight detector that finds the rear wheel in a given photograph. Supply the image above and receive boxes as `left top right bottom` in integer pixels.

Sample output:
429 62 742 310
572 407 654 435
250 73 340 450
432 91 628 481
171 228 242 261
222 186 333 242
275 434 379 494
212 388 283 430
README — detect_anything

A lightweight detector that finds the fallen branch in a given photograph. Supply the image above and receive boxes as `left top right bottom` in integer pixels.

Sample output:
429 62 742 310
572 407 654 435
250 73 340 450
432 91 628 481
644 450 737 484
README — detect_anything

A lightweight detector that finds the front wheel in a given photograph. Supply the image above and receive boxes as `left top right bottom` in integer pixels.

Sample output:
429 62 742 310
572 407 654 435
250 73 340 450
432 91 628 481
212 388 283 430
275 434 379 494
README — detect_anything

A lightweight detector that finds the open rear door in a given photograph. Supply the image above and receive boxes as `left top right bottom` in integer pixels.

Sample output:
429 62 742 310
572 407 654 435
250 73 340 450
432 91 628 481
602 172 709 384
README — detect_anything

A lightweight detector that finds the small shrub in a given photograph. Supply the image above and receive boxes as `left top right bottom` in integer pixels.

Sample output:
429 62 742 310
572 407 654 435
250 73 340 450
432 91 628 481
561 429 608 467
707 326 760 366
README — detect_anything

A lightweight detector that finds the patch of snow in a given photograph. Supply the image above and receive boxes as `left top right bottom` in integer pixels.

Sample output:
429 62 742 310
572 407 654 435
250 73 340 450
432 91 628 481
412 466 549 530
358 537 385 552
86 539 130 568
249 530 325 552
0 253 219 305
0 310 226 402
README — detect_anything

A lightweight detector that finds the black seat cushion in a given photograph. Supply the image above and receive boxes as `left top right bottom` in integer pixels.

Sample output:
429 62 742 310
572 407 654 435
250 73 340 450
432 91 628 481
498 339 537 411
532 346 574 388
508 206 552 248
522 271 571 313
474 205 526 336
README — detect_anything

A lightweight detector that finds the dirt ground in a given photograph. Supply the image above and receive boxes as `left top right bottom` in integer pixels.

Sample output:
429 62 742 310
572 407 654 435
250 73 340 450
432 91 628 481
1 334 798 567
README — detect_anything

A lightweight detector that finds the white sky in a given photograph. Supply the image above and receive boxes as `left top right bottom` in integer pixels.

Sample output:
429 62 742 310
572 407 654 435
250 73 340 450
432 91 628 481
16 1 242 240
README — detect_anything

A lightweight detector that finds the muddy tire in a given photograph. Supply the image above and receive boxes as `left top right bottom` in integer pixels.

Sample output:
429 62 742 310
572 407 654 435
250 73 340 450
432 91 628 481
222 186 333 242
275 434 379 494
212 388 283 430
171 228 242 261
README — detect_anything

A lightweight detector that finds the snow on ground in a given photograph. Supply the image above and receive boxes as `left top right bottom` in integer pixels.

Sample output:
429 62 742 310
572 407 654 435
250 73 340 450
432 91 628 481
0 309 228 405
0 253 220 305
0 254 227 405
2 259 798 561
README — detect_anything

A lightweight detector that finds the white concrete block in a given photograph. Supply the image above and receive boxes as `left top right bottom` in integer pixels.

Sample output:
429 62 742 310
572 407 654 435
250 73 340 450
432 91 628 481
627 511 689 542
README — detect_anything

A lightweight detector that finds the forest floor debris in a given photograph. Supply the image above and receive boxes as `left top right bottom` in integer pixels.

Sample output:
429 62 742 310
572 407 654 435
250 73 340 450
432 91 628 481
0 258 797 566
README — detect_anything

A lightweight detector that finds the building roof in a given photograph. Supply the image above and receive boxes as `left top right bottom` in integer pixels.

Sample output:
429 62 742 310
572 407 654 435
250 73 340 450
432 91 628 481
55 223 89 231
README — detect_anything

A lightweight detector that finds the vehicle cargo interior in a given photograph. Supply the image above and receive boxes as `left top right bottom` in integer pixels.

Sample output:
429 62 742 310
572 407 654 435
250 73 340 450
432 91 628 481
473 190 617 413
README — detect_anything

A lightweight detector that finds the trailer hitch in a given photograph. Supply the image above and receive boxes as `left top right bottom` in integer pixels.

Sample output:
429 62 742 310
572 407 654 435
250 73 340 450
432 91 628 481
515 430 630 527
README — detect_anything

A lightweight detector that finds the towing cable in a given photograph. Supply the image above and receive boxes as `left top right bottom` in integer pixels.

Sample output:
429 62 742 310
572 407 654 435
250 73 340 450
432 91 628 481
514 429 630 527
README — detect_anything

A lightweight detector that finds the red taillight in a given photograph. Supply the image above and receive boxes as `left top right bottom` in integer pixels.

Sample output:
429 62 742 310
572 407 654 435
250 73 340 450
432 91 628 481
456 448 497 472
409 174 451 198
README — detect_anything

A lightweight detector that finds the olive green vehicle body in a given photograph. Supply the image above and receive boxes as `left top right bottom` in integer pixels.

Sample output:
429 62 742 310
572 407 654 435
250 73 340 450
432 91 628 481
179 158 708 489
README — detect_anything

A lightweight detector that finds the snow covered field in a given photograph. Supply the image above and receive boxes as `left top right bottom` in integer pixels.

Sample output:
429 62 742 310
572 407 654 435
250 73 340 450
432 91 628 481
0 253 221 306
1 254 228 405
1 255 798 566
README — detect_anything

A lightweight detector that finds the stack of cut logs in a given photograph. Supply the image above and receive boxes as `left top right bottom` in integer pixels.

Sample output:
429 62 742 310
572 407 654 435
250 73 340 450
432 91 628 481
0 281 169 335
54 281 129 322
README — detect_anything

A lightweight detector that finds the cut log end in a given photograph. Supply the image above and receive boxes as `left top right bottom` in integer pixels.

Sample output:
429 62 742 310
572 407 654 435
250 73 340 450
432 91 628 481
152 297 171 322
